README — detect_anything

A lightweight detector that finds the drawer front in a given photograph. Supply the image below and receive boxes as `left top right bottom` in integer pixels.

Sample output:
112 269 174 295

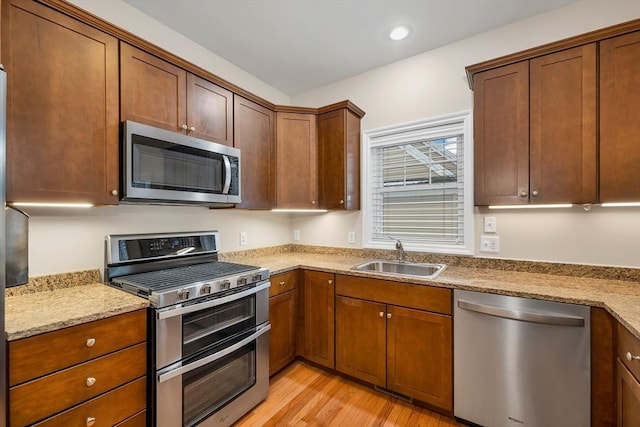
618 322 640 381
335 274 452 315
30 377 147 427
114 410 146 427
269 270 297 297
10 343 147 427
9 309 147 386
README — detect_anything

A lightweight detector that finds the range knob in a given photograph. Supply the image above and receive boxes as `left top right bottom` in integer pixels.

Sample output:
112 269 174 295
237 276 248 286
177 289 190 300
200 284 212 295
252 273 263 282
220 280 231 290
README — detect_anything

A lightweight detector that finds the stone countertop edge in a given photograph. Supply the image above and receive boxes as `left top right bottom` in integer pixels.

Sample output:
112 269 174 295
5 283 149 341
226 251 640 340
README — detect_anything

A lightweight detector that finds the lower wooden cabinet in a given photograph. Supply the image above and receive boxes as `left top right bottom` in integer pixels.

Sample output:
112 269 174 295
269 271 298 375
335 275 452 413
300 270 335 369
617 321 640 426
8 309 147 426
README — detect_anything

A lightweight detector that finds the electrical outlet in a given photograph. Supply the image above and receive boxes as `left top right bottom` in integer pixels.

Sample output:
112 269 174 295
347 231 356 244
480 235 499 253
484 216 497 233
239 232 247 246
293 230 300 241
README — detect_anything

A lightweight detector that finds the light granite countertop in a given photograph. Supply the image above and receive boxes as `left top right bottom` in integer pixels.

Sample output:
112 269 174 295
222 249 640 339
5 280 149 341
5 245 640 342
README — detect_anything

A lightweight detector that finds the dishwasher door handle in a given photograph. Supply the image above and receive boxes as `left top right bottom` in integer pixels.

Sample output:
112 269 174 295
457 299 585 327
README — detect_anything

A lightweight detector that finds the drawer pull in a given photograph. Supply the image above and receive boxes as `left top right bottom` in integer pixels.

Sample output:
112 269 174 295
86 417 96 427
378 311 384 318
279 281 286 287
86 338 96 348
626 352 640 362
86 377 96 387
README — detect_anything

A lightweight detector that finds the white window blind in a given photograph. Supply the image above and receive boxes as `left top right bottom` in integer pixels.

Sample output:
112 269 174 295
363 111 473 255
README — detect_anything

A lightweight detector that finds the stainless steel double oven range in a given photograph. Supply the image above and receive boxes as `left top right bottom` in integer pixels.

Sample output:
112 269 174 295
105 231 270 427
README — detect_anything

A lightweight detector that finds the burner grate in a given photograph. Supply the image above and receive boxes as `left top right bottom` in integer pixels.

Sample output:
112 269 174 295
114 261 259 292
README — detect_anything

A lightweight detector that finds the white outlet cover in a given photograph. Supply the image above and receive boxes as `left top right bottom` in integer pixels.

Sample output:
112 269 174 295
240 232 247 246
480 235 499 253
347 231 356 244
293 230 300 241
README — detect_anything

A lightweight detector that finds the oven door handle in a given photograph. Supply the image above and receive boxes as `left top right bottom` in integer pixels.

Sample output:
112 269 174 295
157 281 270 320
157 323 271 384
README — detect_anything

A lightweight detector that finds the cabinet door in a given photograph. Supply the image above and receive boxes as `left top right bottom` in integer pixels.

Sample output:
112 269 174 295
335 296 386 387
318 109 360 210
300 270 334 369
2 0 120 205
387 305 452 411
120 42 187 133
275 112 318 209
617 359 640 427
234 96 275 209
473 62 529 206
269 289 297 376
186 73 233 145
600 31 640 202
530 44 597 204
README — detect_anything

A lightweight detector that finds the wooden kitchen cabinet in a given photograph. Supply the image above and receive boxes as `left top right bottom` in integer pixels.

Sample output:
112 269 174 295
473 44 597 206
600 30 640 203
275 112 318 209
616 321 640 426
121 42 233 145
234 96 275 209
8 309 147 426
1 0 120 205
317 105 363 210
335 274 452 412
269 271 298 375
299 270 335 369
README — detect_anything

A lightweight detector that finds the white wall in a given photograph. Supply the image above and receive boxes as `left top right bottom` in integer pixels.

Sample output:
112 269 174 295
291 0 640 268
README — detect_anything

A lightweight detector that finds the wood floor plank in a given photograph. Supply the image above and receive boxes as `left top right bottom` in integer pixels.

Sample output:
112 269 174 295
233 361 465 426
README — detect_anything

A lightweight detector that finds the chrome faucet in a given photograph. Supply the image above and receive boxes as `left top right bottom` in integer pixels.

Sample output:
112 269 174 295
386 236 406 262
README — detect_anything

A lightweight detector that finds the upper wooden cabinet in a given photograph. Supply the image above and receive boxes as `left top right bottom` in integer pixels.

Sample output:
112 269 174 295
600 31 640 203
473 44 597 206
318 107 361 210
234 96 275 209
2 0 120 205
120 43 233 145
275 112 318 209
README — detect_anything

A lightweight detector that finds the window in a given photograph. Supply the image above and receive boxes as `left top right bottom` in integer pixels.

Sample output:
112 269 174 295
362 111 473 255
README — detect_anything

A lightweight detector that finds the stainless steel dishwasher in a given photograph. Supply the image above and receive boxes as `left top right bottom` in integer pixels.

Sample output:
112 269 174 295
453 289 590 427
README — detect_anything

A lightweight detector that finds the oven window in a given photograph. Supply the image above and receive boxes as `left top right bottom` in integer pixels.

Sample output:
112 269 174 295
132 134 223 193
183 341 256 427
183 295 256 357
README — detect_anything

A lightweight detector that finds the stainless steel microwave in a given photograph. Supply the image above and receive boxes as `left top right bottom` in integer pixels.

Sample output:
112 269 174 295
122 121 240 206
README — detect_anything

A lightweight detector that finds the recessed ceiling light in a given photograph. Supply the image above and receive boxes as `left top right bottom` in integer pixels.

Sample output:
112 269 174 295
389 26 409 41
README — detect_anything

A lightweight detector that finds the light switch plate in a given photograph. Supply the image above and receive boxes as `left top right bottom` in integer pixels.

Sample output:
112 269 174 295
347 231 356 244
240 232 247 246
484 216 497 233
293 230 300 241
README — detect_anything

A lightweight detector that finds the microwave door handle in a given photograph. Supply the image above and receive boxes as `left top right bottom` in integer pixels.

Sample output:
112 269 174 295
156 281 270 320
222 155 231 194
157 323 271 383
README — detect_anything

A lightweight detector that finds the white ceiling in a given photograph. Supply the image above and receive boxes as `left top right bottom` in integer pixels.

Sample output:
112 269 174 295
122 0 578 96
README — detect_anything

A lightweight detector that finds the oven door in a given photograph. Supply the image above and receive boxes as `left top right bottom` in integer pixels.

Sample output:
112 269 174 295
156 323 270 427
156 281 269 370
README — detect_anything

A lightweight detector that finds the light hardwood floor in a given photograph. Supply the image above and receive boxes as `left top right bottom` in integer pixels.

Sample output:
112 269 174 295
234 361 466 426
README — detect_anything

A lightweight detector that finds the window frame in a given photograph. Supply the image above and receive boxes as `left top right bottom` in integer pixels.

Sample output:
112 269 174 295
361 110 474 255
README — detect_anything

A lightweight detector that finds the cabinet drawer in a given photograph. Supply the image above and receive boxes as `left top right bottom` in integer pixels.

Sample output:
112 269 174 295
10 343 146 427
30 377 147 427
618 322 640 381
9 309 146 386
335 274 452 315
114 410 146 427
270 270 297 297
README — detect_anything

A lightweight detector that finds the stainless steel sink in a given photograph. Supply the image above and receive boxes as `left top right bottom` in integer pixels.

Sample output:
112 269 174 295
352 260 446 279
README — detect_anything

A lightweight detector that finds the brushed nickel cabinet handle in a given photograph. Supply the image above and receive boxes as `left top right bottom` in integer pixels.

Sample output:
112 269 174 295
378 311 384 318
532 190 539 197
181 124 188 131
520 190 528 198
86 417 96 427
626 352 640 362
279 281 286 287
86 338 96 348
86 377 96 387
328 279 333 285
189 126 196 133
111 189 118 196
387 313 392 319
339 199 344 205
